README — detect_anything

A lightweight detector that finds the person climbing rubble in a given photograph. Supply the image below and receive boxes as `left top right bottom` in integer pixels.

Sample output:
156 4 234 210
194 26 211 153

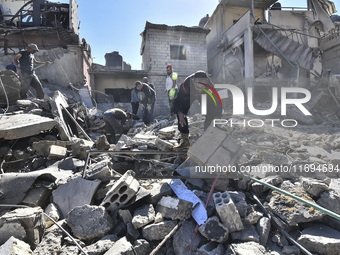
172 70 222 150
13 43 51 99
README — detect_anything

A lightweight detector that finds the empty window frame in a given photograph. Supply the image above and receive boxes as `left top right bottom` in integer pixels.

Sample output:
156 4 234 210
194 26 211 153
170 45 186 60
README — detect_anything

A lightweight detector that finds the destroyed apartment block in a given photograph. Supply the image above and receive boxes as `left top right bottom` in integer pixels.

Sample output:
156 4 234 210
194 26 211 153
1 0 340 255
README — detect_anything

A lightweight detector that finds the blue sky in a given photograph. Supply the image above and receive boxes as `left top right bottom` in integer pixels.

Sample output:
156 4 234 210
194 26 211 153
60 0 338 70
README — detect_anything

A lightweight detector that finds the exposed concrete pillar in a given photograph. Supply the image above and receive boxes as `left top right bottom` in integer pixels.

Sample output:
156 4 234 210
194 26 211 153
244 25 254 89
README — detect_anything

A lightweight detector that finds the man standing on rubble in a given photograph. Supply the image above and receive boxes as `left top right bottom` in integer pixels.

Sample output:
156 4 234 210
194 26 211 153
13 43 51 99
172 70 222 150
165 64 178 114
134 80 156 125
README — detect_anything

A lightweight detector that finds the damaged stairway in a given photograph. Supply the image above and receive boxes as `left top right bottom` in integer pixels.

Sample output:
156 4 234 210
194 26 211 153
254 26 318 70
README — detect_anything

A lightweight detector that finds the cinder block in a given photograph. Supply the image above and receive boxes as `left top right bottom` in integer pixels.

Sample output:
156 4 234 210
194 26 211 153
213 191 243 233
100 170 140 212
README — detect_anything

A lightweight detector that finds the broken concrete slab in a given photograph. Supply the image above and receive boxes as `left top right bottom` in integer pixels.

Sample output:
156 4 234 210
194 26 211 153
33 232 62 255
256 217 271 246
52 177 101 218
197 242 225 255
156 196 193 221
188 125 244 179
230 224 260 243
142 220 177 241
169 179 207 225
0 168 72 208
198 216 229 243
173 220 206 255
145 180 173 205
66 205 114 241
0 207 45 249
131 204 155 229
103 237 134 255
83 239 116 255
0 114 56 140
0 236 33 255
226 241 270 255
100 170 140 212
301 177 329 197
268 181 324 226
317 190 340 214
133 239 150 255
297 224 340 255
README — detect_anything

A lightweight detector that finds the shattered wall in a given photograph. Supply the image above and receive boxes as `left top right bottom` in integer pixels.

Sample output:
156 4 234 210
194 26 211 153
0 45 89 88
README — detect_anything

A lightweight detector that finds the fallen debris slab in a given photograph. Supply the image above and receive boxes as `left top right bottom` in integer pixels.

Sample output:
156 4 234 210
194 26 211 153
0 114 56 140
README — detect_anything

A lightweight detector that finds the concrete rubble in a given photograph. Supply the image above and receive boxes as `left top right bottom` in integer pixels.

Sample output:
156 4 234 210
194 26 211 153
0 87 340 255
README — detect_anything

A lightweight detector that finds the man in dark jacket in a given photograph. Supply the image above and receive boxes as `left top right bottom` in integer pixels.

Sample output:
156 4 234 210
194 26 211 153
104 108 134 144
172 70 222 150
134 80 156 125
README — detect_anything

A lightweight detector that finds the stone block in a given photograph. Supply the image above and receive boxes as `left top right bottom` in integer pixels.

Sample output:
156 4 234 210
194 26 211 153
44 203 60 228
231 224 260 242
146 181 173 205
33 232 62 255
142 220 177 241
66 205 114 241
118 209 133 224
133 239 150 255
132 204 155 229
198 216 229 243
256 217 271 246
0 207 45 249
48 145 67 160
213 191 243 232
100 170 140 212
297 224 340 255
226 241 269 255
197 242 225 255
0 236 33 255
155 196 193 221
317 191 340 214
103 237 134 255
21 185 51 208
0 114 56 140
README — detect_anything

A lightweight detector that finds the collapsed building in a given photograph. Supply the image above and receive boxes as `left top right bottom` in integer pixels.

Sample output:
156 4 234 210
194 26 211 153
0 0 340 255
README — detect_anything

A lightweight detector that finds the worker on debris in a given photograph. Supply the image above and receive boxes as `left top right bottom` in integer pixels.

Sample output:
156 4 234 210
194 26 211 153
142 76 156 95
104 108 136 144
172 70 222 150
134 80 156 125
165 64 178 114
131 87 139 115
13 43 51 99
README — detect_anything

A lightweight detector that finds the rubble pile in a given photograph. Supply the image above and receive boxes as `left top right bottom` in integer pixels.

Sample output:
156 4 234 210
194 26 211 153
1 91 340 255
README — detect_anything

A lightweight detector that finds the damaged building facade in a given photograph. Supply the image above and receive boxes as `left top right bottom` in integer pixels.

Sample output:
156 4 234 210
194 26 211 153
205 0 340 99
0 0 93 107
1 1 340 255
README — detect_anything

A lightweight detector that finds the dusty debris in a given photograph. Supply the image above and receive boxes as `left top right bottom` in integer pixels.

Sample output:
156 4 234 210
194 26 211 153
1 60 340 255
